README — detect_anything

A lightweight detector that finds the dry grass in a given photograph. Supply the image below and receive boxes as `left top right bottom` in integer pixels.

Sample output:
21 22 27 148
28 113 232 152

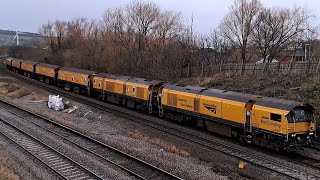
128 130 190 158
0 82 31 98
0 159 20 180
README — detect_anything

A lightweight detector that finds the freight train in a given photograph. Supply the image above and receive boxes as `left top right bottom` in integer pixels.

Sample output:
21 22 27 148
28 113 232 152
4 58 317 152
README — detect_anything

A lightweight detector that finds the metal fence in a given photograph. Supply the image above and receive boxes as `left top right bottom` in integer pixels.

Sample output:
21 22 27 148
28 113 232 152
180 60 320 78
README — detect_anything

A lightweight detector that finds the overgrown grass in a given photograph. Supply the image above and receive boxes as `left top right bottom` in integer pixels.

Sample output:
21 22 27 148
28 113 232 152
0 159 19 180
128 130 190 157
0 82 31 98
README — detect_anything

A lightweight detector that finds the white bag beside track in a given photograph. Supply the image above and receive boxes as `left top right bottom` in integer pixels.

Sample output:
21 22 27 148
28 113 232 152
48 95 64 111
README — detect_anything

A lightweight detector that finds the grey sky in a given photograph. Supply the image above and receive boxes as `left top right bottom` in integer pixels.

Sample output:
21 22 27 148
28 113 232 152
1 0 319 34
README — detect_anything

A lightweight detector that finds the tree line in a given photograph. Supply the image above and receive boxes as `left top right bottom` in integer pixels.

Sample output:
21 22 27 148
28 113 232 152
37 0 319 80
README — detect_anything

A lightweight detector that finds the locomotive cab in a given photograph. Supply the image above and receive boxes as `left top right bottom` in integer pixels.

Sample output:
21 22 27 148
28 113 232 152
286 104 316 150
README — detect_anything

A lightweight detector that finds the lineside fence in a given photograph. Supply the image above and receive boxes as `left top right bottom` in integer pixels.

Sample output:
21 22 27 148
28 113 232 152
180 59 320 78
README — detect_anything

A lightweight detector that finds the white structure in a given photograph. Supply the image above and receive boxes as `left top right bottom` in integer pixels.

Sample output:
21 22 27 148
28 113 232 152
256 58 279 64
12 31 25 46
48 95 65 111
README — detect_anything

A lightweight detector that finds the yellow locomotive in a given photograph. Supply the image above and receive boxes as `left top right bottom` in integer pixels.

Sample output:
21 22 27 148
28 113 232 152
160 84 315 151
4 58 316 151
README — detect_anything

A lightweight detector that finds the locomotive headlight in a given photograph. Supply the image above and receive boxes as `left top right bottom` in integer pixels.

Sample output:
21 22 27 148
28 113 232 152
307 135 310 139
291 134 296 137
297 136 301 140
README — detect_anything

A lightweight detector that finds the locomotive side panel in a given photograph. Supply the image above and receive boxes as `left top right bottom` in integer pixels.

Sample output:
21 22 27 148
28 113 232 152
199 95 222 118
162 89 196 112
106 79 124 94
221 99 246 124
125 82 149 100
252 105 287 135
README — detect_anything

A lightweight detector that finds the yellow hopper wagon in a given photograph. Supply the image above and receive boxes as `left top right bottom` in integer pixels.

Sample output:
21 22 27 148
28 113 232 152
11 58 23 73
57 67 96 95
21 60 38 78
35 63 61 85
4 58 14 70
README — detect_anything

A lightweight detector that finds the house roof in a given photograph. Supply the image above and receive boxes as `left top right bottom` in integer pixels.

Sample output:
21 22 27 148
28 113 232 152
278 50 305 57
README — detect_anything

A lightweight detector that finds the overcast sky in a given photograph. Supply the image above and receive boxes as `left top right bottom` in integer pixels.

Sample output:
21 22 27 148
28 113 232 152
1 0 319 34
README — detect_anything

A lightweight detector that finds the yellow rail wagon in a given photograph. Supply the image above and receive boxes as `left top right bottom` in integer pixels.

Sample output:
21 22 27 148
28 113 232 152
58 67 96 95
35 63 61 84
4 58 14 70
21 61 38 77
11 59 23 73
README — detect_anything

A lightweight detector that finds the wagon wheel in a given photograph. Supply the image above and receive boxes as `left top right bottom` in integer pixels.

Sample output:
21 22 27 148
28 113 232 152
159 108 164 117
148 105 152 114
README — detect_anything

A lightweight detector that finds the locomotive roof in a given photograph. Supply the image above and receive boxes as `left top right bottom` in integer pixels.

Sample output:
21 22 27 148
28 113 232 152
163 84 206 94
37 63 61 69
95 73 133 81
204 89 301 111
202 89 257 103
255 97 300 111
96 73 116 78
59 67 96 75
22 60 38 65
164 84 302 111
128 77 163 86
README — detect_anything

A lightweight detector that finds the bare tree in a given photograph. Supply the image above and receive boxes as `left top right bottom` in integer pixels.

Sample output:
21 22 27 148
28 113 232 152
217 0 261 75
197 31 230 66
101 1 187 79
253 7 313 62
218 0 262 65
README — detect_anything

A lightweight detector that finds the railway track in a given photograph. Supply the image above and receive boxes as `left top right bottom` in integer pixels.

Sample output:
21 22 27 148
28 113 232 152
2 65 320 179
0 118 102 180
292 146 320 171
0 99 180 180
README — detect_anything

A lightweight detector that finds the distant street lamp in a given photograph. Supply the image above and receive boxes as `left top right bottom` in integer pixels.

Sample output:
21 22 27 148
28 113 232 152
305 44 310 61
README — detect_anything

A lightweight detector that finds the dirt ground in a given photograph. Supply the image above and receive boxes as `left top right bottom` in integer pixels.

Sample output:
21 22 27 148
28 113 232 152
0 158 20 180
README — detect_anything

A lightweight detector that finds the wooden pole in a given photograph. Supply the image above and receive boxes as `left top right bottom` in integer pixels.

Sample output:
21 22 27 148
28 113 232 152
316 58 320 74
187 64 190 78
201 62 204 77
